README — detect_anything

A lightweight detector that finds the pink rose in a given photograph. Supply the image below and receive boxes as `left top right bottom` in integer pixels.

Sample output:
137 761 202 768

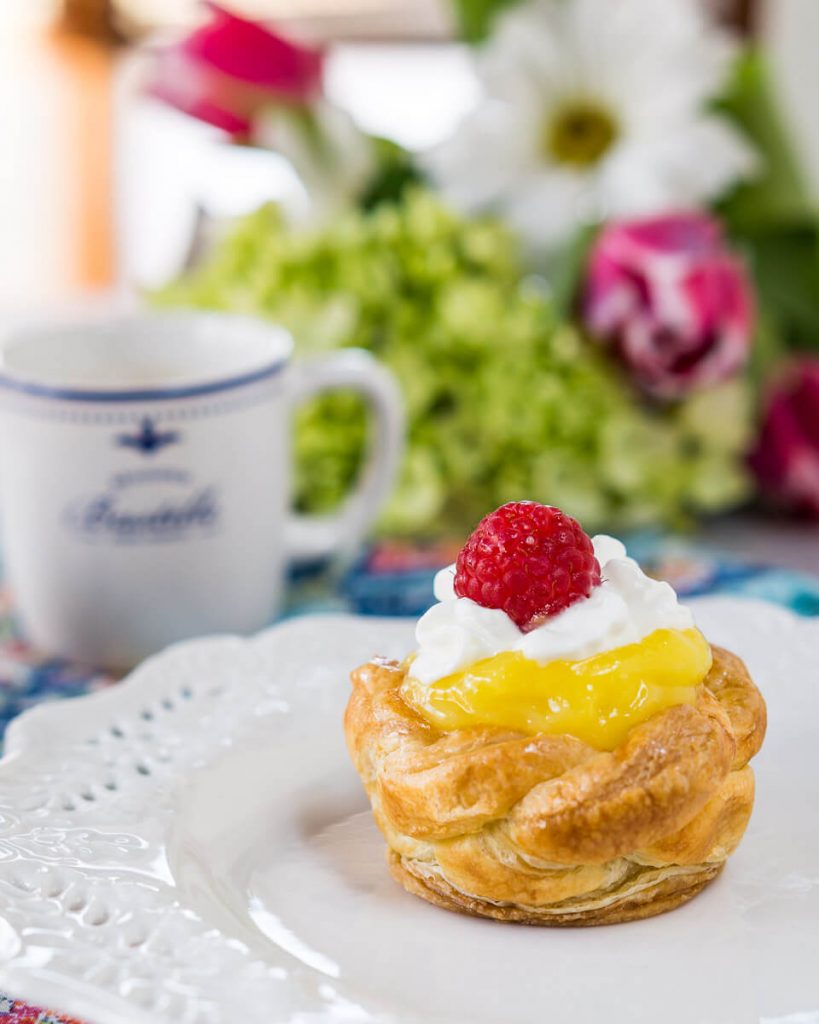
147 3 324 137
583 213 754 399
749 360 819 518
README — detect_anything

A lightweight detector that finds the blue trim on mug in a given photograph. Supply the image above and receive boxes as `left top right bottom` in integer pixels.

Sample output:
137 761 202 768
0 358 286 403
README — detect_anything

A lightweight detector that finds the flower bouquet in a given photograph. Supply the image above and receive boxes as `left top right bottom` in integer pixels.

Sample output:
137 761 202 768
151 0 819 536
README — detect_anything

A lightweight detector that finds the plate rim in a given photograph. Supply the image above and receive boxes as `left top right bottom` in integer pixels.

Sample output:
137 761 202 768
0 612 415 1024
0 598 814 1024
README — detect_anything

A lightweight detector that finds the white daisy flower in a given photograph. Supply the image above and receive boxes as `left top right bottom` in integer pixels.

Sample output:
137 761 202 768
426 0 759 252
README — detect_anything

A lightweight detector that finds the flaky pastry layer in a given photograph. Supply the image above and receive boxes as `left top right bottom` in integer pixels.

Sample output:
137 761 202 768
344 646 766 926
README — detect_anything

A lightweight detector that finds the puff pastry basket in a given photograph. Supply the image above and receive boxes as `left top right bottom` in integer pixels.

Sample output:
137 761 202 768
345 646 766 926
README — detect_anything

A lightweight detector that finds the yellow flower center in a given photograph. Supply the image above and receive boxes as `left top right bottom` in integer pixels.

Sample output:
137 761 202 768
544 100 619 168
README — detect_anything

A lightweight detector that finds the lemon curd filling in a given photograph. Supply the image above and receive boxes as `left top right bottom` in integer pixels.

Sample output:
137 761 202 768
401 628 712 751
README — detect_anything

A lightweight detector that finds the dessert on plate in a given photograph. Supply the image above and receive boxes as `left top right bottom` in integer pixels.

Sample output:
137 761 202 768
344 502 766 926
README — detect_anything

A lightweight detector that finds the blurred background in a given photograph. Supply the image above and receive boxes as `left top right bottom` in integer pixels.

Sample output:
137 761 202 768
2 0 819 576
3 0 818 306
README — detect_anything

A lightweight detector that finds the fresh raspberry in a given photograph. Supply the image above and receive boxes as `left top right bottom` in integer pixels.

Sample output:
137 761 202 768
454 502 601 631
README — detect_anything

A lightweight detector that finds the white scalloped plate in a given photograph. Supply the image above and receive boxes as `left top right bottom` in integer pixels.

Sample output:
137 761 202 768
0 600 817 1024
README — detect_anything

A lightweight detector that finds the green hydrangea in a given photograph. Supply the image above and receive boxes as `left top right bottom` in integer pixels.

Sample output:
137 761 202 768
156 190 752 537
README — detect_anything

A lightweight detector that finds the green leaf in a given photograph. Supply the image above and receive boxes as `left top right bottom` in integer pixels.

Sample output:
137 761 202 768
360 137 421 211
748 308 788 392
738 223 819 356
547 225 598 320
717 49 815 229
451 0 522 43
715 49 819 358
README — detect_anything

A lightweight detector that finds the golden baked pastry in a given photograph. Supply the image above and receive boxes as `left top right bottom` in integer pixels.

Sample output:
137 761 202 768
345 503 766 925
344 644 766 926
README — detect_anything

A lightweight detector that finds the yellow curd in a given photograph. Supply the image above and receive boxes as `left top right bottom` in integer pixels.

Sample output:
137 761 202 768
401 628 712 750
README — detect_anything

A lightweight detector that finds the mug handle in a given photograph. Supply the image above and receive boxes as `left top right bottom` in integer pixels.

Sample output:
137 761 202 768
286 350 404 563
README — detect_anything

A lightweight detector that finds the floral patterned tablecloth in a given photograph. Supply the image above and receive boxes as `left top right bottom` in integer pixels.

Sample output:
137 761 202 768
1 534 818 1023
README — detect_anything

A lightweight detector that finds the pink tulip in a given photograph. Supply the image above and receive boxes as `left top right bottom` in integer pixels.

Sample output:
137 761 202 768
583 213 754 399
147 3 324 137
749 360 819 518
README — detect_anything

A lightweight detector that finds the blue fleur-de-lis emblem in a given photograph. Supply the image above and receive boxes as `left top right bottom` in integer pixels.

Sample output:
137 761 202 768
117 417 180 455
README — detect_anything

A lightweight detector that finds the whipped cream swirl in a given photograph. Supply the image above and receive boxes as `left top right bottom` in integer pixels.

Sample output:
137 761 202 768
410 535 695 685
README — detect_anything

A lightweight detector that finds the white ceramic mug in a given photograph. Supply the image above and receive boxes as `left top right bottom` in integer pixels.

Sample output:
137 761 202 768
0 311 403 668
